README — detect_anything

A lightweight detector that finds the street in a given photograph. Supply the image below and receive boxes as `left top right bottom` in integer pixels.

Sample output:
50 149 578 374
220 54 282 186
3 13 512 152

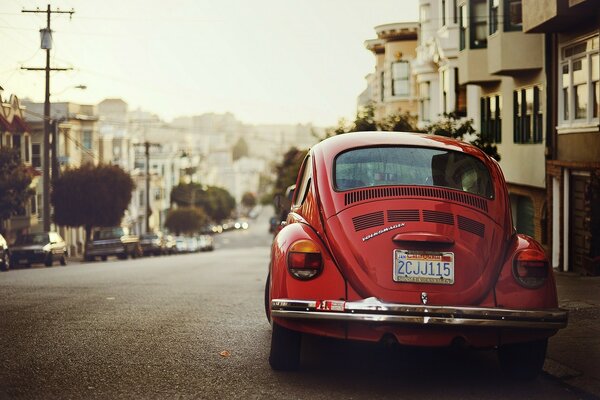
0 211 585 399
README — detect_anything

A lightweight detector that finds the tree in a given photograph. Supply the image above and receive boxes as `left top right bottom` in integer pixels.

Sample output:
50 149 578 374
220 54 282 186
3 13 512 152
164 207 207 235
272 147 307 198
170 183 235 223
326 103 419 136
424 112 501 161
232 137 249 161
0 148 34 231
241 192 257 209
51 164 134 244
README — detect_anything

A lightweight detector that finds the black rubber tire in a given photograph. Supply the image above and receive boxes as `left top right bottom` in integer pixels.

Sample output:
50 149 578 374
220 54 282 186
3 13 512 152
498 339 548 380
0 253 9 271
44 255 53 267
60 255 67 266
101 255 108 261
269 322 301 371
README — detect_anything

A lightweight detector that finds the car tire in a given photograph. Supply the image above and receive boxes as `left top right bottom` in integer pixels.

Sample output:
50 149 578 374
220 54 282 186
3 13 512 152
60 255 67 266
44 255 53 267
101 255 108 261
498 338 547 380
269 322 301 371
0 253 9 271
264 273 271 322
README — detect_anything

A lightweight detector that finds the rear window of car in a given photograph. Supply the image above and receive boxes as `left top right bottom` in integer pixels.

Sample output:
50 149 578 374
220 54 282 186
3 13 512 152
15 233 49 245
334 146 493 198
93 228 125 240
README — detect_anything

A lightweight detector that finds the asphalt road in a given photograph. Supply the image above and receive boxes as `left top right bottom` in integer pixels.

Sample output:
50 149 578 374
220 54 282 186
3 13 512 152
0 209 584 399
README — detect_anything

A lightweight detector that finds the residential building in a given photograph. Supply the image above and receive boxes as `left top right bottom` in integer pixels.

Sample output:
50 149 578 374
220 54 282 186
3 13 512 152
455 0 548 250
0 94 37 241
360 22 420 121
413 0 469 128
98 98 134 171
523 0 599 275
23 100 100 256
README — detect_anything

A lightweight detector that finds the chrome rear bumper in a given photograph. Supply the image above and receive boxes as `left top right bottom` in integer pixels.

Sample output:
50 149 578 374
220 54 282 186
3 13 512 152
271 298 568 330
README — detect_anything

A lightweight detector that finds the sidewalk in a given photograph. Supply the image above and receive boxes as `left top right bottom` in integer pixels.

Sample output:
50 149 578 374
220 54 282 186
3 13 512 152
545 271 600 399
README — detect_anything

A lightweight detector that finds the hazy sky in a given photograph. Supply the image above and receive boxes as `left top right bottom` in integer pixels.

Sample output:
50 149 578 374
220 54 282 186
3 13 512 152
1 0 418 127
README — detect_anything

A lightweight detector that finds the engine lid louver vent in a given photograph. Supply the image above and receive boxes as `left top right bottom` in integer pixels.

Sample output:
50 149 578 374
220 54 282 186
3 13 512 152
344 186 488 212
423 210 454 225
387 209 420 222
352 211 384 232
458 215 485 237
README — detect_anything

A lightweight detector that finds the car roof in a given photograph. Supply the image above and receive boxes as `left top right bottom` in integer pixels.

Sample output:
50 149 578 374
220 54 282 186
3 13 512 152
313 131 486 159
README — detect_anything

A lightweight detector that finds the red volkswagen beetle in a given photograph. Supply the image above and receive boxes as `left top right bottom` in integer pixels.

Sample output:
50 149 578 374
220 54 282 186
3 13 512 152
265 131 567 379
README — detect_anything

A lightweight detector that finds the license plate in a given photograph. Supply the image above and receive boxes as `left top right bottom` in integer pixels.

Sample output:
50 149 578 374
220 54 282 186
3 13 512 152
393 250 454 284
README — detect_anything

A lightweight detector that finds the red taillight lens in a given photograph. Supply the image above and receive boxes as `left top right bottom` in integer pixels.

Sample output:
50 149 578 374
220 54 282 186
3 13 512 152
513 249 549 288
287 240 323 280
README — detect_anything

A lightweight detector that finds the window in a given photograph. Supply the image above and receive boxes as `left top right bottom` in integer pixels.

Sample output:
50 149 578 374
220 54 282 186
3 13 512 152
293 156 312 207
560 35 599 126
455 68 467 116
441 0 447 26
514 86 543 143
335 147 494 198
470 0 487 49
419 82 431 122
481 94 502 143
24 135 30 163
489 0 499 35
380 71 385 101
504 0 522 32
459 3 467 50
442 69 450 113
83 130 93 150
510 194 534 236
392 61 410 97
453 0 458 23
12 134 21 152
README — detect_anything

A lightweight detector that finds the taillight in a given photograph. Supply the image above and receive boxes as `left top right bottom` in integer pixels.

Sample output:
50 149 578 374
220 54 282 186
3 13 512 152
512 249 549 288
287 239 323 280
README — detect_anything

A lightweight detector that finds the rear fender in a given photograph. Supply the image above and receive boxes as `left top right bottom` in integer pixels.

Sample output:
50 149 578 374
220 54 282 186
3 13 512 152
270 222 346 301
495 234 559 309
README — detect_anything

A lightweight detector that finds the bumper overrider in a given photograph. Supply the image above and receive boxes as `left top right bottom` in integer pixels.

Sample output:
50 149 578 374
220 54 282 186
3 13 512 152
271 298 568 330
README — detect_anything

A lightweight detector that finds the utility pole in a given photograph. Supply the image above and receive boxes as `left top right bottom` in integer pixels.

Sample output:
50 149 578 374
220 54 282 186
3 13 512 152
22 5 74 232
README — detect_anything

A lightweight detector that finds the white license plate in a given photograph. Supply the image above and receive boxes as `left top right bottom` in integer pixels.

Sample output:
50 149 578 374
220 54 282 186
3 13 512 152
393 250 454 284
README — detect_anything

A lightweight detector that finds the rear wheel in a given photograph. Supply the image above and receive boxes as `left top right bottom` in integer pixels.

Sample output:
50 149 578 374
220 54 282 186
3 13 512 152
269 322 301 371
498 339 548 380
44 255 53 267
264 273 271 322
60 255 67 266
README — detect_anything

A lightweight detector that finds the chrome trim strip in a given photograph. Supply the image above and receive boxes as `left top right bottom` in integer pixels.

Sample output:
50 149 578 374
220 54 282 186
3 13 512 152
271 298 568 330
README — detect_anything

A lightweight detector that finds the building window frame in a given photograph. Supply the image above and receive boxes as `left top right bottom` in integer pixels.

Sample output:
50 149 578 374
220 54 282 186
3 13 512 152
380 71 385 102
489 0 499 35
470 0 488 49
459 3 467 50
514 85 543 144
441 0 447 27
559 34 599 128
481 94 502 143
419 81 431 122
503 0 523 32
32 143 41 168
391 60 410 98
82 129 93 150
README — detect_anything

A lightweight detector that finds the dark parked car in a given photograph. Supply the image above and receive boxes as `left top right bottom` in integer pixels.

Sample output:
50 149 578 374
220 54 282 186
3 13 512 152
140 232 166 256
0 233 10 271
266 131 568 379
85 227 141 261
10 232 67 267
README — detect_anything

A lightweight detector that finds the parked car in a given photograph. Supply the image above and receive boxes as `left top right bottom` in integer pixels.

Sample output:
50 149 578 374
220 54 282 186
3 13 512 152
140 232 166 256
197 235 214 251
174 236 188 253
0 233 10 271
85 227 141 261
10 231 67 267
265 131 568 379
186 236 199 252
164 235 177 254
